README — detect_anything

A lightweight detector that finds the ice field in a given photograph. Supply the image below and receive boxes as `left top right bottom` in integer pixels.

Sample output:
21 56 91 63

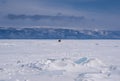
0 40 120 81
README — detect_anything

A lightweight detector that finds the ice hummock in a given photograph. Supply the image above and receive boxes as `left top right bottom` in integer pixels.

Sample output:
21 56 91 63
0 57 117 81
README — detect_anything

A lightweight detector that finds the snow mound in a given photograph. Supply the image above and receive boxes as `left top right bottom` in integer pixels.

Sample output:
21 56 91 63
16 57 109 73
0 57 118 81
44 57 108 72
75 57 106 67
82 58 106 67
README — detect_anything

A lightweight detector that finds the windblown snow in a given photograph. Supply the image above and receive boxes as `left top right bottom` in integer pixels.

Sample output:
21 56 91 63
0 40 120 81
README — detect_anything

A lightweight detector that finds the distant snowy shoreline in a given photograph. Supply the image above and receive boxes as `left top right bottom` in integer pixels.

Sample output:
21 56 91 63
0 27 120 39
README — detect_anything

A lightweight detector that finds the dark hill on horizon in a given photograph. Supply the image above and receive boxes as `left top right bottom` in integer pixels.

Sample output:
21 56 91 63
0 27 120 39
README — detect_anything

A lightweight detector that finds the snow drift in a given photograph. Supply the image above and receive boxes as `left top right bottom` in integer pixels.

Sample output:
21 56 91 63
0 57 118 81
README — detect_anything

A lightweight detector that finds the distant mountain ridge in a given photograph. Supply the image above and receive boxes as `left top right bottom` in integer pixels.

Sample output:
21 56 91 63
0 27 120 39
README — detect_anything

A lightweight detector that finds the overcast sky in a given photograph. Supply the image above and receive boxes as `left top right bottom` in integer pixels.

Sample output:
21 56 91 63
0 0 120 30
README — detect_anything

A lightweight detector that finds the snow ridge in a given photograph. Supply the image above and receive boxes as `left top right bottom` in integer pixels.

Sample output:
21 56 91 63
0 57 119 81
0 27 120 39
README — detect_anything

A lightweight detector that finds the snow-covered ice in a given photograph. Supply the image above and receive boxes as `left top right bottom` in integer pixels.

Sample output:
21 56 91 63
0 40 120 81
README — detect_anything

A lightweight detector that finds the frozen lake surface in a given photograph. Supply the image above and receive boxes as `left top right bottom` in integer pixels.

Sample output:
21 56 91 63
0 40 120 81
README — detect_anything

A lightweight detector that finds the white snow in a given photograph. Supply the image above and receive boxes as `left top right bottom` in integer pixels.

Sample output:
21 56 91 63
0 40 120 81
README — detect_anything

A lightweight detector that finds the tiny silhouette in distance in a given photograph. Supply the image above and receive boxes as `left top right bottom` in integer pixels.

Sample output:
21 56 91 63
58 39 61 42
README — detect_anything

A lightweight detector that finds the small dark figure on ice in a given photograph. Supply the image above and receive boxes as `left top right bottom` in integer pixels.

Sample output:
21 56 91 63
58 39 61 42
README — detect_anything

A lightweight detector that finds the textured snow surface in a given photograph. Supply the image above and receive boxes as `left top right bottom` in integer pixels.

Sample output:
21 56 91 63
0 40 120 81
